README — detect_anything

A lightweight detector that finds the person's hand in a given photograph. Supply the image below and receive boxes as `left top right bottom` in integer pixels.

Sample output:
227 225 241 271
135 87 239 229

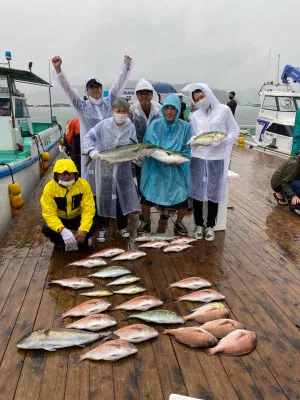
291 195 300 205
61 228 77 245
52 56 62 73
89 149 100 160
124 55 132 68
75 231 87 244
210 141 221 149
187 136 197 146
171 162 180 165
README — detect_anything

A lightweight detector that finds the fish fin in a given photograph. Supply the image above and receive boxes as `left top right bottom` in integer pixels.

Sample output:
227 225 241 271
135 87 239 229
44 347 56 352
129 138 138 144
186 309 194 314
77 344 86 348
84 156 93 167
108 332 119 340
122 315 132 321
165 151 173 156
164 284 171 289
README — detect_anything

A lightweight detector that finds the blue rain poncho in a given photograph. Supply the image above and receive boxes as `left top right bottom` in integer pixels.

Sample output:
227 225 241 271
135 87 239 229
292 109 300 155
83 117 141 218
53 58 132 178
188 83 240 203
140 94 191 206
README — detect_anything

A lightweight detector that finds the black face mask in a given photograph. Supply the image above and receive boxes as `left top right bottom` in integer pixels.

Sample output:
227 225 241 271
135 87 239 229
229 96 234 100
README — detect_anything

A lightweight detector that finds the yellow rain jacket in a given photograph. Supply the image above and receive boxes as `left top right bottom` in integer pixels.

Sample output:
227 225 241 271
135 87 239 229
40 159 95 232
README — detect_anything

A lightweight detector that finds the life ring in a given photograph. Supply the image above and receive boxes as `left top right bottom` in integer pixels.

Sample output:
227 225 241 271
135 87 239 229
281 98 293 110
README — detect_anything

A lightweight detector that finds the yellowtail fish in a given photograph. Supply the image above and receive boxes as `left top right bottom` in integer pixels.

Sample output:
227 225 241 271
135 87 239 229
112 285 146 295
193 131 227 146
106 275 140 287
78 289 113 297
150 148 190 164
126 310 184 324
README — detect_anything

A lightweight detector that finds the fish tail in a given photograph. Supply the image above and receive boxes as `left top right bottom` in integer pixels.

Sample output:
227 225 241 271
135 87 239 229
45 281 52 289
55 313 63 320
160 295 168 303
165 284 172 289
122 315 132 321
156 327 166 334
186 309 194 314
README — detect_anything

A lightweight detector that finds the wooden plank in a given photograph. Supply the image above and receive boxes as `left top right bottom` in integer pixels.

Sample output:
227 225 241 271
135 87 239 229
0 256 50 400
0 258 24 314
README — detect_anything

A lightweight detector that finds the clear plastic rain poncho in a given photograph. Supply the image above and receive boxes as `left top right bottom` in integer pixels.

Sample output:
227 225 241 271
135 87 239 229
140 94 191 206
188 83 240 203
129 78 163 143
53 58 132 178
83 117 141 218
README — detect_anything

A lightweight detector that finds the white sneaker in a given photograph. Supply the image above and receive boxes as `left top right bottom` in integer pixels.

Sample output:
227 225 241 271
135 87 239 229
205 227 215 241
97 230 107 243
194 226 204 240
119 228 130 238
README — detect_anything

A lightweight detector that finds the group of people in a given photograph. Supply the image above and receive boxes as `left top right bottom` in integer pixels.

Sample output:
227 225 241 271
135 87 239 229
40 55 240 251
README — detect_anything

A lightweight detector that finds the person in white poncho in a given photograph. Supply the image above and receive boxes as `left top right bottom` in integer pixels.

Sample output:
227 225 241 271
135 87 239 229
188 84 240 241
51 55 132 179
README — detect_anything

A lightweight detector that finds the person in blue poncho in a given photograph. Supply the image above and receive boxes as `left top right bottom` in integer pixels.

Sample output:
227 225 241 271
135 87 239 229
138 94 191 235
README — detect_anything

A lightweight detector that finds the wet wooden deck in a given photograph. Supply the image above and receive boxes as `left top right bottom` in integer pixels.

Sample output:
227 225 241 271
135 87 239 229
0 146 299 400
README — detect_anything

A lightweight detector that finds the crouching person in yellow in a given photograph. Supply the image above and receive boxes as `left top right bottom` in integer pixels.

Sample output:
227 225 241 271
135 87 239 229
40 159 98 251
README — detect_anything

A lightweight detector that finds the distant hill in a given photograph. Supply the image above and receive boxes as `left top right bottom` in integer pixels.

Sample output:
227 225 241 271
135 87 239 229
25 79 258 105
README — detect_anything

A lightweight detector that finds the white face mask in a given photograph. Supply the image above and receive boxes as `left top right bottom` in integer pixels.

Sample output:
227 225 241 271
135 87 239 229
58 179 75 187
89 96 102 105
114 113 127 124
195 97 211 111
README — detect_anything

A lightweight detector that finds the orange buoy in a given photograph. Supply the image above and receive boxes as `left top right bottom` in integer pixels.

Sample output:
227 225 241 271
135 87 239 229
11 194 24 210
8 182 21 196
41 151 50 161
237 136 245 146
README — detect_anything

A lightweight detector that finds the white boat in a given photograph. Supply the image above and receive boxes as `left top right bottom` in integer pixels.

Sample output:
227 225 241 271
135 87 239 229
240 64 300 157
0 52 62 235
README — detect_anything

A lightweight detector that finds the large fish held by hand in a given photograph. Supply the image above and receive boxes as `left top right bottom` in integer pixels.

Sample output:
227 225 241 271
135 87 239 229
150 148 190 164
193 131 227 146
84 143 156 166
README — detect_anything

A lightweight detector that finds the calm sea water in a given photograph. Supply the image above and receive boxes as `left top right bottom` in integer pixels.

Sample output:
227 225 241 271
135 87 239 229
29 105 259 130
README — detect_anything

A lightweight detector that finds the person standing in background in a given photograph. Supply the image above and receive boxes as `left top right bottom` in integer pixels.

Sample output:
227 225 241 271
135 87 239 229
227 91 237 116
178 93 187 120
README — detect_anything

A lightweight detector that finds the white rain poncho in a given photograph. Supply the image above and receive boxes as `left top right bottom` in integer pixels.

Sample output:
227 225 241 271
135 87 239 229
129 78 163 143
188 83 240 203
83 117 141 218
53 58 132 178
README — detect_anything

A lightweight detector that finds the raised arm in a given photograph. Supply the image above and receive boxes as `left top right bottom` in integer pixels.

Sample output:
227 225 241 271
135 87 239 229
52 56 84 111
109 55 132 100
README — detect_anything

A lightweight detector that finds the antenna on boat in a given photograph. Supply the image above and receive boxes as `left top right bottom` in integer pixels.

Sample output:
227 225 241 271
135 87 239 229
264 48 271 83
48 59 53 122
276 54 280 85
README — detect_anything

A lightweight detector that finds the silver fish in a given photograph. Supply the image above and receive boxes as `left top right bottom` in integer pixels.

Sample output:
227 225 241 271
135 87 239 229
193 131 227 146
106 275 140 287
150 148 190 164
111 250 146 261
138 240 169 249
68 257 107 268
170 237 197 244
79 289 113 297
113 324 159 343
135 233 178 242
98 143 157 164
88 266 131 279
163 243 192 253
77 339 137 362
66 313 117 331
89 248 125 258
59 299 112 319
47 277 94 289
126 309 185 324
112 285 146 295
113 295 163 311
17 328 106 351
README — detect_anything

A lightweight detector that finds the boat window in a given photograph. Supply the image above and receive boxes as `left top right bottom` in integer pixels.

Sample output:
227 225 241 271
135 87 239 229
15 98 30 118
278 97 296 112
262 96 278 111
0 98 11 116
266 123 294 137
295 98 300 110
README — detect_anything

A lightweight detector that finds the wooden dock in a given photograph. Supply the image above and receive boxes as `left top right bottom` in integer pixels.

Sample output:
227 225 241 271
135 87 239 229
0 146 299 400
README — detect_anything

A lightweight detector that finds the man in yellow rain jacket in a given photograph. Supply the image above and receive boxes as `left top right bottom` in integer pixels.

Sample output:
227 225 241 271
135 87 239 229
40 159 98 251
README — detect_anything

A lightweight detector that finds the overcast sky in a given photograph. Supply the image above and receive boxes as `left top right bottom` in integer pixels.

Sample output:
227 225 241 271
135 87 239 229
1 0 300 93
